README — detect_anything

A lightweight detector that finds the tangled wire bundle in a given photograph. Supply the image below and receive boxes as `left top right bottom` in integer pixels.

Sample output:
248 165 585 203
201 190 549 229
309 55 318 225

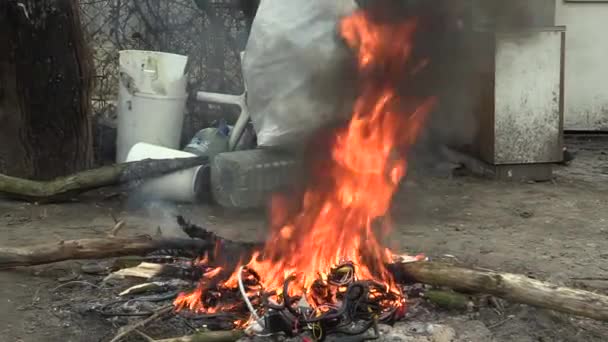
183 261 404 341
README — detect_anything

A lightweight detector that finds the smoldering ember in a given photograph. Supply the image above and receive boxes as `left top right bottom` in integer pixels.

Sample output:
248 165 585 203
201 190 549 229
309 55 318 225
0 1 607 342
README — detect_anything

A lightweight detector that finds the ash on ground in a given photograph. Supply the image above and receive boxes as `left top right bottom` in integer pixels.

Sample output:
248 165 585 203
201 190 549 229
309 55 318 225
44 267 607 342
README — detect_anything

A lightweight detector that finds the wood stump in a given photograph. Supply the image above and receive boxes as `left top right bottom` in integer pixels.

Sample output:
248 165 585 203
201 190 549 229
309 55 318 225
0 0 94 180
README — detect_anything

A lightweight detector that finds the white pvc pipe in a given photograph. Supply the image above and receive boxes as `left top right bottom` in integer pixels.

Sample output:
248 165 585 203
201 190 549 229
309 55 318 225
195 92 243 106
195 91 249 151
125 142 204 203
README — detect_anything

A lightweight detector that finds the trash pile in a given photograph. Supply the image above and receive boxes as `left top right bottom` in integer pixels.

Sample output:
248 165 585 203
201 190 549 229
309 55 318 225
172 261 405 339
62 216 440 342
107 0 360 209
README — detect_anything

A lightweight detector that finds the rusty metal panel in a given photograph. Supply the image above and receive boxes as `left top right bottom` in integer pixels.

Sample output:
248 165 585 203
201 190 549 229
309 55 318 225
492 28 564 164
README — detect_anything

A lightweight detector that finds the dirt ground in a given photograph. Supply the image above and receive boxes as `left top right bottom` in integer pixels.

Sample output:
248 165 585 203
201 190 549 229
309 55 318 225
1 136 607 342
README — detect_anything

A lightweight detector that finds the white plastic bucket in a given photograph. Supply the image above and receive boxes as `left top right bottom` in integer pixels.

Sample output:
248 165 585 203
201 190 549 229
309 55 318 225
116 50 189 162
126 142 204 203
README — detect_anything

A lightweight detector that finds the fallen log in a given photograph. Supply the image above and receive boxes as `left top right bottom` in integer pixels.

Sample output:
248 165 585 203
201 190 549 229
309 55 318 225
390 262 608 322
0 156 208 202
0 236 213 269
2 230 608 323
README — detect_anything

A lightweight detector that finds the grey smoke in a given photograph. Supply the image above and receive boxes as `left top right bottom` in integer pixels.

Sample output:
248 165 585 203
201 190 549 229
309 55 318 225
138 200 188 238
375 0 554 174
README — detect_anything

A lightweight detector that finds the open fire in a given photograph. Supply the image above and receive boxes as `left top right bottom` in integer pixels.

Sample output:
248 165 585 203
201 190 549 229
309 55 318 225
174 7 436 337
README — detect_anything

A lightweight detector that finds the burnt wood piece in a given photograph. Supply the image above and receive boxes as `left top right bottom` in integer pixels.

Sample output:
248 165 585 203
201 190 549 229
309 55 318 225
176 215 262 266
176 215 260 249
0 156 207 202
177 215 219 241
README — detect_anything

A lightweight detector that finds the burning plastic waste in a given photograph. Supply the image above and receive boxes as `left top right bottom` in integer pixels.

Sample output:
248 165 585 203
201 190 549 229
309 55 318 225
174 8 436 337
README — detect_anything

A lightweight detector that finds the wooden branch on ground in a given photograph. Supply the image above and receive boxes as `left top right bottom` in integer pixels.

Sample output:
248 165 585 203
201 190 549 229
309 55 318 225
2 223 608 323
0 235 213 269
109 304 174 342
390 261 608 322
0 156 208 202
153 331 244 342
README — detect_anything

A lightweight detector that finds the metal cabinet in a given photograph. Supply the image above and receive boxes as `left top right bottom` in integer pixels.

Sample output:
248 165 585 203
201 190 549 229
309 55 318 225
477 27 565 165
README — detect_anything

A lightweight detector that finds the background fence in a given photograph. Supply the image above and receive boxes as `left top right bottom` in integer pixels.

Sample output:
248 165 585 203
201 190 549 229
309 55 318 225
80 0 249 148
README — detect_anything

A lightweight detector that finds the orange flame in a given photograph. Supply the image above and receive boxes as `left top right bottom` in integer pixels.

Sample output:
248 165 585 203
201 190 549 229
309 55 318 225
174 9 436 322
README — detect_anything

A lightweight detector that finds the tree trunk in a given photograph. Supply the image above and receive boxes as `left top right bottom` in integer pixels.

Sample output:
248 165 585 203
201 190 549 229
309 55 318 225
0 0 93 180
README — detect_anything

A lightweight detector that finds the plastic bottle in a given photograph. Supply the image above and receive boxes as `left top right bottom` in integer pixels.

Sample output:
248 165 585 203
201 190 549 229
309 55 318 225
183 120 229 159
210 149 301 209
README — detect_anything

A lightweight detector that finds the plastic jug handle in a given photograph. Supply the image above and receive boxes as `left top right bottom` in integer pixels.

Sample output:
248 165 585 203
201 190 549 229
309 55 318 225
143 57 158 79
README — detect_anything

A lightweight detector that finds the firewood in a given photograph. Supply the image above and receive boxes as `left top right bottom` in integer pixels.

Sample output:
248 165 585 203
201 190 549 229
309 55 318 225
0 236 213 269
391 261 608 322
0 156 207 202
2 228 608 323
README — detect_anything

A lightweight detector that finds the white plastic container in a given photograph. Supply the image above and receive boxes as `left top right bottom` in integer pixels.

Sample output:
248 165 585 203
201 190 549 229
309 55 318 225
211 149 301 209
126 142 206 203
116 50 189 162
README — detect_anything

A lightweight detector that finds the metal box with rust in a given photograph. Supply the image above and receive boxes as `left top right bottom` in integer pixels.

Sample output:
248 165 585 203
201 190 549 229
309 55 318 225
475 27 565 165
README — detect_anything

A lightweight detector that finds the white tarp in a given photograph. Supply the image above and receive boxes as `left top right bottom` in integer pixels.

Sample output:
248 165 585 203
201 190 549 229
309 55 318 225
242 0 358 148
